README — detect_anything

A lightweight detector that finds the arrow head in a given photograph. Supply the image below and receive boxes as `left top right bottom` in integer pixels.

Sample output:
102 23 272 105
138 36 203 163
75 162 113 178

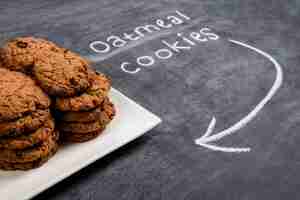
195 116 216 144
195 116 251 153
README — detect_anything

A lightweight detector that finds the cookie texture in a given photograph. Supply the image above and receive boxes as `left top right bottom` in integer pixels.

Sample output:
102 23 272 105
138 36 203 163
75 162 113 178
59 107 102 123
0 109 51 137
58 98 115 143
101 98 116 123
55 72 111 111
33 50 92 97
0 133 58 170
61 128 105 143
0 37 61 73
0 130 58 163
0 148 57 170
58 120 105 133
0 68 51 122
0 119 55 150
59 98 115 123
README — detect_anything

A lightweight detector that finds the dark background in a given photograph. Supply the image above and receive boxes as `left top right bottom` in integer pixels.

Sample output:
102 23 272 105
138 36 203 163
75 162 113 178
1 0 300 199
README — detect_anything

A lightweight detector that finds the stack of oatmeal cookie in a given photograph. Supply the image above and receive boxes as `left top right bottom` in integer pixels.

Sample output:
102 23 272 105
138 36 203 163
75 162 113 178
54 72 115 142
0 37 115 170
0 68 58 170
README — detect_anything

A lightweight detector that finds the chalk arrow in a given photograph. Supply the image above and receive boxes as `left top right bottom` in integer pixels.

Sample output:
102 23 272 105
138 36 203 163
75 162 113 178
195 117 251 153
195 39 283 153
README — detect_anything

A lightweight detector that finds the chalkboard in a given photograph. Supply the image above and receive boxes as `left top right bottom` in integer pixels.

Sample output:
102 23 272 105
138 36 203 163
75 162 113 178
1 0 300 199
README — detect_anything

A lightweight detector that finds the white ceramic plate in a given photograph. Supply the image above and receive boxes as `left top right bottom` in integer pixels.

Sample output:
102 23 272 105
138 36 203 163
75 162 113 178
0 88 161 200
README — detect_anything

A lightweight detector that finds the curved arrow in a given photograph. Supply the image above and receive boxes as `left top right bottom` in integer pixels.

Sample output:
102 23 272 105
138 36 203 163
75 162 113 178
195 39 283 153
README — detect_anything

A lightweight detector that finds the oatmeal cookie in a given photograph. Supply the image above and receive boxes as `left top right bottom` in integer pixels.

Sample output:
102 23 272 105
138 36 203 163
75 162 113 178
0 37 61 73
0 109 51 137
55 72 110 111
0 68 51 122
58 120 105 133
61 128 105 143
59 98 115 123
0 118 55 150
33 50 92 97
0 132 58 170
0 130 58 163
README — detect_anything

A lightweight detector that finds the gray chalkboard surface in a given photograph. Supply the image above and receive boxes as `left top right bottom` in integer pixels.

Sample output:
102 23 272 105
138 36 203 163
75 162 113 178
1 0 300 199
